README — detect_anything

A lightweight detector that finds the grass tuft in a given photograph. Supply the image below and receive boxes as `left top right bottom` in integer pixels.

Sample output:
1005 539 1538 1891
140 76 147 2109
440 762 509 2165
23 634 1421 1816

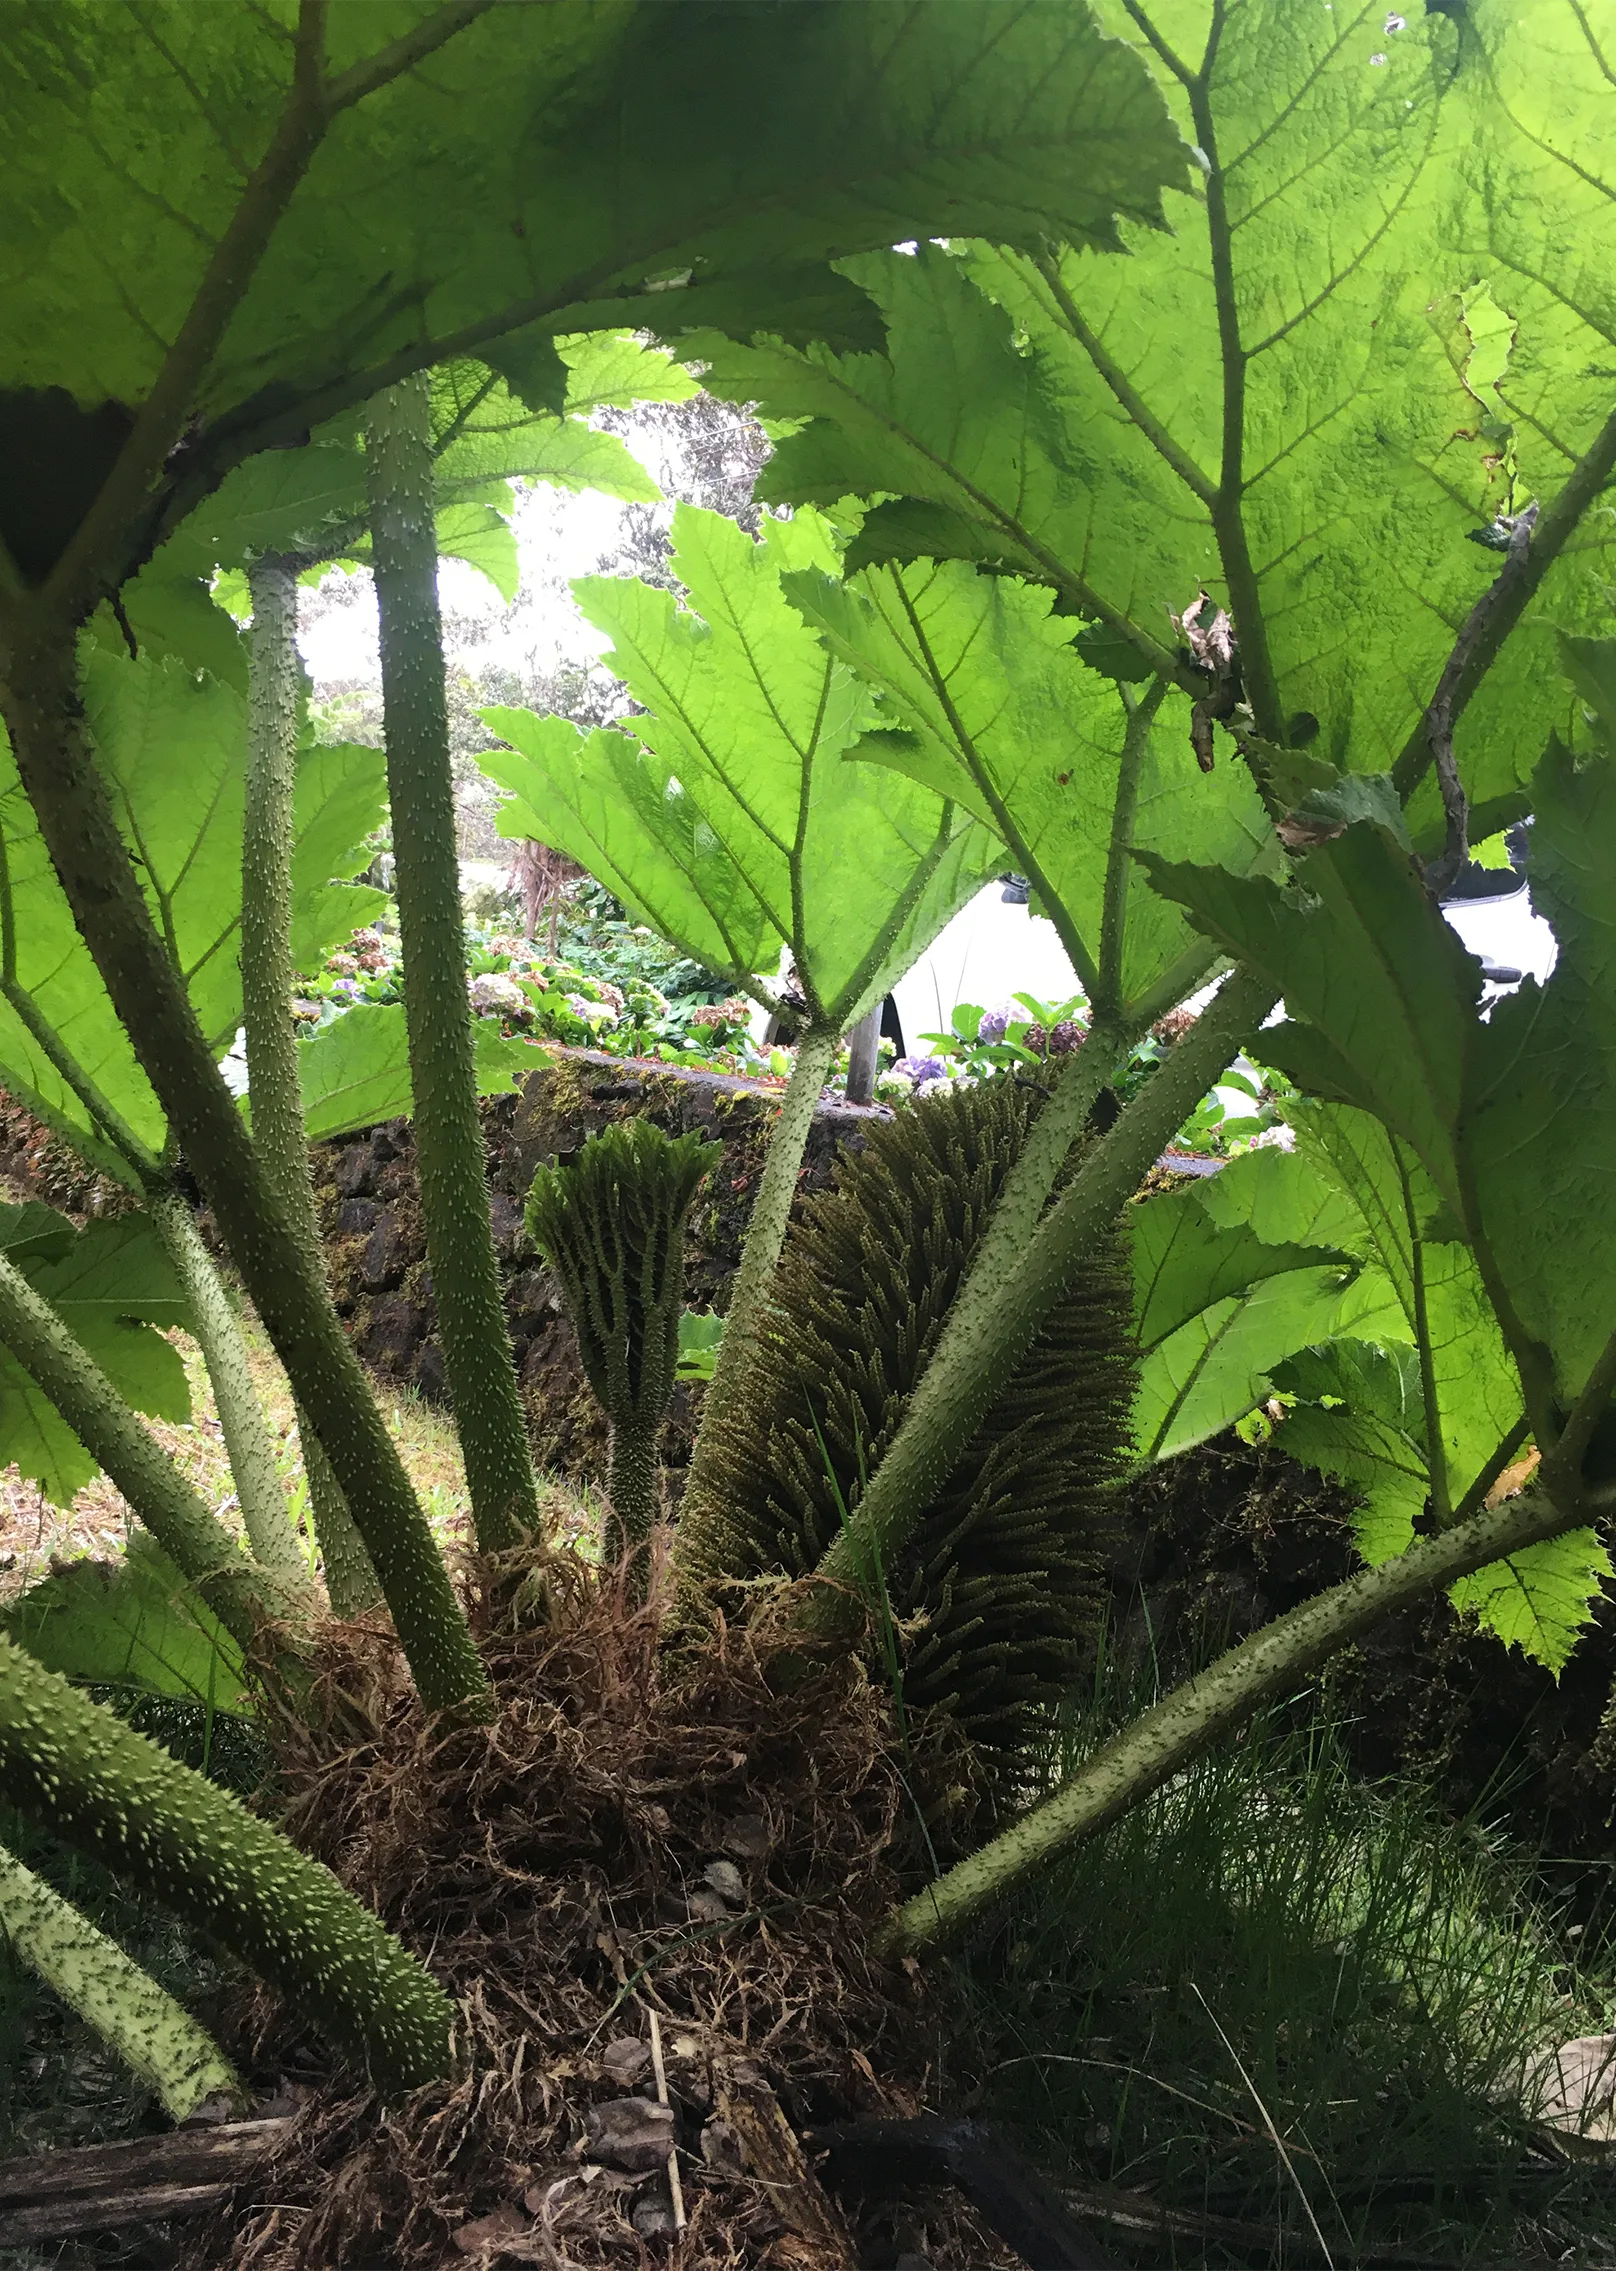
944 1646 1616 2265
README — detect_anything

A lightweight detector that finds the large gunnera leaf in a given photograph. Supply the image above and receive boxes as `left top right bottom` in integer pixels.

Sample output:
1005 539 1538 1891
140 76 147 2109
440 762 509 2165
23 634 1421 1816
1148 747 1616 1419
0 654 385 1181
0 1 1186 585
1128 1152 1374 1464
695 4 1616 839
477 713 784 990
159 339 695 607
789 557 1272 1019
1463 704 1616 1407
1139 823 1484 1214
1272 1105 1604 1673
482 506 1002 1026
4 1534 250 1717
0 1203 193 1507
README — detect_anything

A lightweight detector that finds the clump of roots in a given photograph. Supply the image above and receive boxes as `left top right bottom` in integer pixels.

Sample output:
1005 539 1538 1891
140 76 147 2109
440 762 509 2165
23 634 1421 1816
193 1564 1010 2269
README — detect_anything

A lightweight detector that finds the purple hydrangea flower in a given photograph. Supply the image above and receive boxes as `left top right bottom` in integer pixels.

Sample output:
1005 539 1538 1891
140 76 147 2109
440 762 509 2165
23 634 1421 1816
894 1054 947 1086
977 1008 1010 1045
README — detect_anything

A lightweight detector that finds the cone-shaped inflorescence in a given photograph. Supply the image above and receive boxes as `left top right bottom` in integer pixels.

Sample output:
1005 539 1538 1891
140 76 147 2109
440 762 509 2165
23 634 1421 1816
525 1122 716 1587
683 1081 1136 1773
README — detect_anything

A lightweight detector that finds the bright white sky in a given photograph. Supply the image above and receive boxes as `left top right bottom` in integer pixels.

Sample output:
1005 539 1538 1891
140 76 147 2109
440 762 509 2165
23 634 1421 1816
295 479 644 689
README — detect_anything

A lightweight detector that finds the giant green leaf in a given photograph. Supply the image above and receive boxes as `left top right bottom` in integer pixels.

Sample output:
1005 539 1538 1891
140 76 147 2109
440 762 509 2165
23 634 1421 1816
0 653 247 1172
430 344 689 505
1194 1145 1366 1256
0 773 155 1184
156 340 685 594
0 655 388 1175
484 506 1002 1025
147 448 373 583
82 650 254 1072
287 737 389 974
1284 1102 1444 1331
1133 1265 1365 1464
1255 1101 1574 1661
1129 1183 1344 1357
108 569 250 695
1141 825 1483 1210
786 558 1271 1016
1421 1241 1525 1521
694 3 1616 835
477 714 785 988
1425 3 1616 827
289 1005 549 1144
1448 1534 1613 1679
4 1534 250 1716
0 1 1186 588
551 333 700 422
432 503 520 605
1152 731 1616 1415
1276 1333 1600 1671
1125 1146 1407 1480
1280 1102 1522 1514
0 1204 193 1508
1274 1340 1431 1565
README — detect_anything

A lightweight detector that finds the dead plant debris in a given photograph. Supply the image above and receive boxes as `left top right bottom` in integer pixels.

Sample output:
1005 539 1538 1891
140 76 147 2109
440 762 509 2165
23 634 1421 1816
189 1562 1021 2270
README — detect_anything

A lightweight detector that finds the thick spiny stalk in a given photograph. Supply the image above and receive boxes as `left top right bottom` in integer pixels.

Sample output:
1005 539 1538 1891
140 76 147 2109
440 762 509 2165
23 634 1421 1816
0 1839 242 2121
146 1187 307 1590
607 1419 661 1574
365 375 537 1557
0 632 488 1714
0 1251 303 1666
677 1020 839 1554
880 1480 1591 1953
244 552 381 1614
795 968 1278 1637
0 1641 454 2094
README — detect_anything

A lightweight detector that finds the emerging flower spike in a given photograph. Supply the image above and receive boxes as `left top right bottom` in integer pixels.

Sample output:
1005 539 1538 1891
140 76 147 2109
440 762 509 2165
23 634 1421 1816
525 1122 717 1593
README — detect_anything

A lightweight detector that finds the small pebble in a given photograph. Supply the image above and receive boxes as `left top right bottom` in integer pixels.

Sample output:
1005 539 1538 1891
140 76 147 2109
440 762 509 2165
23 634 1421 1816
601 2036 652 2086
700 2116 745 2172
703 1857 746 1905
631 2183 678 2238
583 2097 675 2173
